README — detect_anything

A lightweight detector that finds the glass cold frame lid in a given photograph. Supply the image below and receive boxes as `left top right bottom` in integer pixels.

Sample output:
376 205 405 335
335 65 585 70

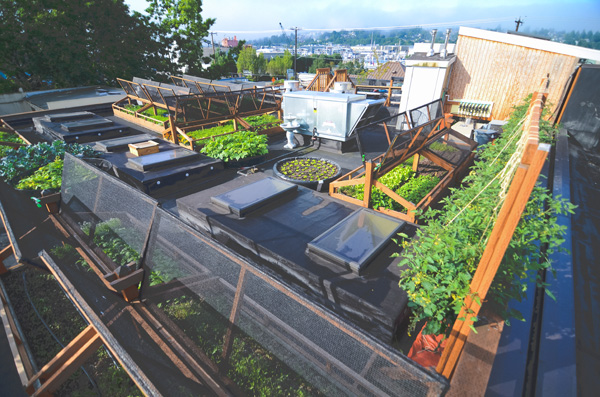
211 177 297 217
128 148 200 171
307 209 404 273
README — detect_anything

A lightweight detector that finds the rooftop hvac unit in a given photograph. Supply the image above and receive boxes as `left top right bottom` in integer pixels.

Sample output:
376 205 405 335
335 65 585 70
281 91 384 145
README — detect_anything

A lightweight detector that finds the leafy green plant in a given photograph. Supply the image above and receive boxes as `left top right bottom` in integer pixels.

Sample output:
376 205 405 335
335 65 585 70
277 158 339 181
81 219 141 267
16 158 63 191
340 164 439 212
123 104 170 124
200 130 268 162
0 140 97 185
396 95 575 336
0 130 25 157
186 121 236 140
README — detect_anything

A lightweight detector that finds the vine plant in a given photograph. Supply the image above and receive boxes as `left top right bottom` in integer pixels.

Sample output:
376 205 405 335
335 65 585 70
396 95 576 336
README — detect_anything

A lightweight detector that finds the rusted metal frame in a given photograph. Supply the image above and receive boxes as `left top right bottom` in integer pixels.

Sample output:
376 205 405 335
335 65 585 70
26 324 102 396
176 223 406 367
39 252 162 397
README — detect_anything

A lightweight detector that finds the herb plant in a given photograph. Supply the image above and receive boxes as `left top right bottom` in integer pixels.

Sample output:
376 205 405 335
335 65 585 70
200 130 268 162
396 96 575 336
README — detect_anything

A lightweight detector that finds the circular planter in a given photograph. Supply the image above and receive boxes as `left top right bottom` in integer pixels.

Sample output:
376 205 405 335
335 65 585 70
273 157 341 191
224 154 268 169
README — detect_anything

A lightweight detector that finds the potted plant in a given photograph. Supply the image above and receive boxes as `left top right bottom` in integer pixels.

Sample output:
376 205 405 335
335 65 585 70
200 130 268 167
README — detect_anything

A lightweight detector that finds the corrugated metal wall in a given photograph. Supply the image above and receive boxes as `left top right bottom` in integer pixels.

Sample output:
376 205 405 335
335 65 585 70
447 36 579 120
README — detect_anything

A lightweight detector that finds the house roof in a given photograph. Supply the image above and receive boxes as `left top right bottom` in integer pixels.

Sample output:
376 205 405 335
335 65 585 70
366 61 405 81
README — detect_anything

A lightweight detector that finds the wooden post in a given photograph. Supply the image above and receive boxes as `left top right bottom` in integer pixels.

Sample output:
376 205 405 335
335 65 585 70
386 78 393 107
222 268 247 360
412 154 420 173
26 325 102 396
363 161 374 208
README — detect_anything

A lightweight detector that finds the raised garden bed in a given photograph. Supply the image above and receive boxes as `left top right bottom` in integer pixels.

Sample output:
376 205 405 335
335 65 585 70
0 262 141 396
112 103 169 133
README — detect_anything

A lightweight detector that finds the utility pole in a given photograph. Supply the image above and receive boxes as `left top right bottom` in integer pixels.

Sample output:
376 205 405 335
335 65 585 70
210 32 217 57
293 27 299 80
515 17 524 32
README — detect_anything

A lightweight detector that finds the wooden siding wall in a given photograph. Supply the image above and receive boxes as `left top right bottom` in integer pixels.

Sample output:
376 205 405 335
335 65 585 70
447 35 579 120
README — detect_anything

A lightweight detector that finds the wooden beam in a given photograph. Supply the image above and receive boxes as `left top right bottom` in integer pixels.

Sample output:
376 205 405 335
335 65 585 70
27 325 102 396
363 161 374 208
0 245 13 274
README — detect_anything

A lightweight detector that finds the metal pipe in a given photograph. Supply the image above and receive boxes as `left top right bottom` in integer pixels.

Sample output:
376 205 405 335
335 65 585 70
441 29 451 58
427 29 438 57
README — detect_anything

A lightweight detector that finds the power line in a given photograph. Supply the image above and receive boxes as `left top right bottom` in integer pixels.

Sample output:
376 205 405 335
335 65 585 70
210 16 518 35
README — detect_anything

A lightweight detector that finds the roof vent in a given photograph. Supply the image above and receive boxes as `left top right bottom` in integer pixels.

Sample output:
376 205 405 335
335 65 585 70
440 29 451 59
427 29 438 57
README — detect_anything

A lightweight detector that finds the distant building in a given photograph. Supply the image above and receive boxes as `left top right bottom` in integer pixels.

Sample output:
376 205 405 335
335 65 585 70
221 36 238 48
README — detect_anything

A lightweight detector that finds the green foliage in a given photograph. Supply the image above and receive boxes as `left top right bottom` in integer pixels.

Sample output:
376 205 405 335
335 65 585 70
146 0 215 77
123 104 170 124
186 114 279 141
308 54 343 73
266 50 293 76
203 40 246 80
16 158 63 191
162 296 321 396
0 140 97 185
0 131 25 157
236 47 266 74
0 0 163 92
396 96 576 336
200 130 268 162
341 163 439 212
337 59 365 75
81 219 140 267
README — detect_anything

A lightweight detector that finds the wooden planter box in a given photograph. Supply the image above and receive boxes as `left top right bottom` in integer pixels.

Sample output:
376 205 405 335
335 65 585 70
113 107 168 134
128 141 159 156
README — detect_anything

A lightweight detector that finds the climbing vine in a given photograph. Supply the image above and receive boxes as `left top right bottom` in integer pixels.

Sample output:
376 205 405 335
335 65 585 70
396 95 576 336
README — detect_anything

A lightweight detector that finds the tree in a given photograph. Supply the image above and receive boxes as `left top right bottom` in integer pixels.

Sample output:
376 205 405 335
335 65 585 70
146 0 214 76
266 50 292 77
0 0 162 92
204 40 246 80
236 46 266 75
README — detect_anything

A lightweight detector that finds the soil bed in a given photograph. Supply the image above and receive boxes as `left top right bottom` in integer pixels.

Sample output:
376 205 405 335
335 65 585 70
0 247 141 396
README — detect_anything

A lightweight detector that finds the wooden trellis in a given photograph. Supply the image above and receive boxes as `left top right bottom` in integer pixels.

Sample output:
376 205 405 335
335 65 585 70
330 104 476 223
436 82 550 378
306 68 355 92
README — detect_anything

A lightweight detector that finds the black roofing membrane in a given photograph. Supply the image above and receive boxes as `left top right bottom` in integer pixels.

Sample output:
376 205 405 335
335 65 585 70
177 172 409 342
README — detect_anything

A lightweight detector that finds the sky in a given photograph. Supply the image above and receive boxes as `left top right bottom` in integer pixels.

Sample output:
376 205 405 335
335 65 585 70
125 0 600 41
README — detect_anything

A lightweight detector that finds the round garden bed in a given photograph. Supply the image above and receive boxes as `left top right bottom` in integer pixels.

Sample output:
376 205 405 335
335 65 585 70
273 157 341 191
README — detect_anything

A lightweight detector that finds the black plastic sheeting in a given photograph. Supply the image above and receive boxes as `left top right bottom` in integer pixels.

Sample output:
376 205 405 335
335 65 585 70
568 136 600 395
560 65 600 152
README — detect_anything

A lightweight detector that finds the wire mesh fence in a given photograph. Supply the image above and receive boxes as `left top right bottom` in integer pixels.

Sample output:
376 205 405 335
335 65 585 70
60 154 450 396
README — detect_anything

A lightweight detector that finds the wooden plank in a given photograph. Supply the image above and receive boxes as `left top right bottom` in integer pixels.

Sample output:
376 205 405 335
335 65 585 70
28 325 101 395
373 181 416 211
0 245 13 274
363 161 374 208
